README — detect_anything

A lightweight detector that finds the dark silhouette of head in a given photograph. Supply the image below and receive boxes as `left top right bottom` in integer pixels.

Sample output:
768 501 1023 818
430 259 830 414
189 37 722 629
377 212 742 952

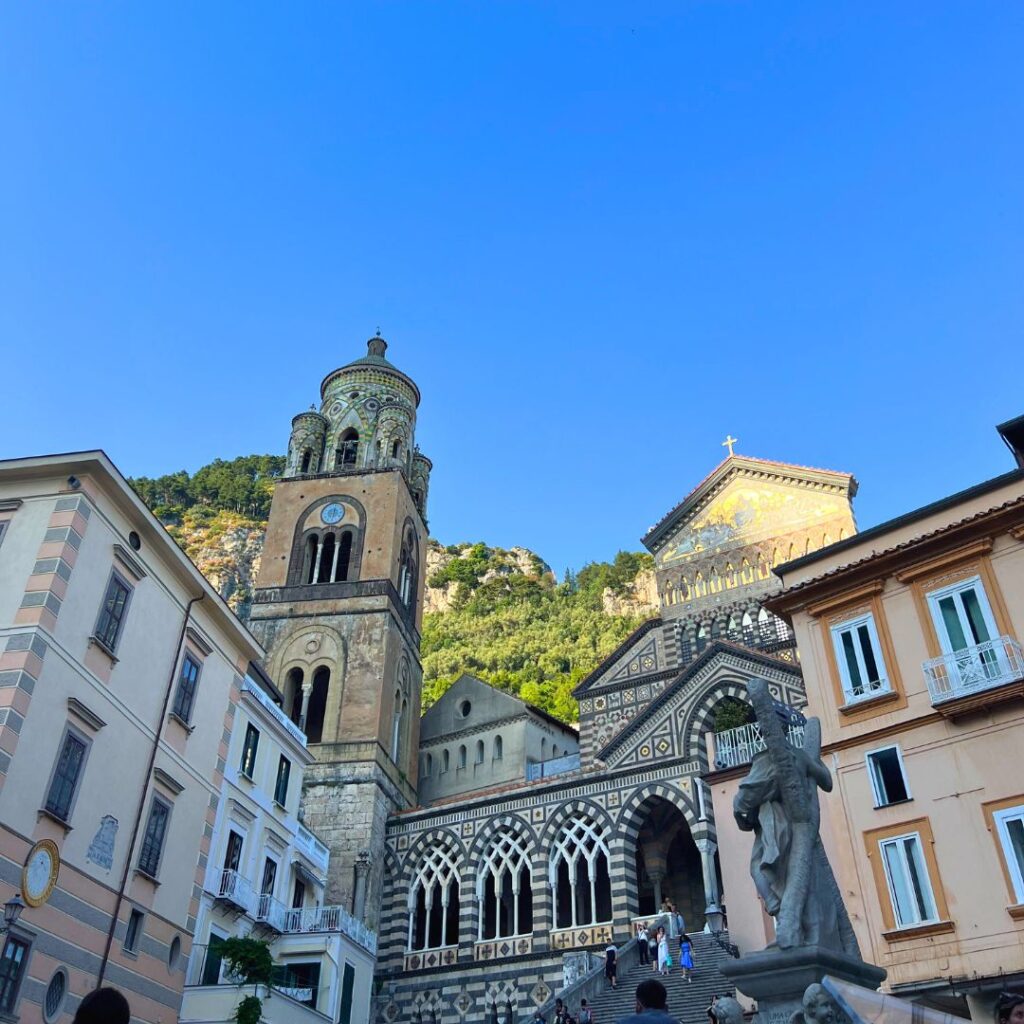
995 992 1024 1024
636 980 668 1012
73 987 130 1024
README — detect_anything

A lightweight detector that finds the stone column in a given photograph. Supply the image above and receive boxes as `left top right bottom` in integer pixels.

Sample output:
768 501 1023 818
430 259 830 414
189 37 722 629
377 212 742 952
353 851 370 920
694 837 720 909
299 683 313 731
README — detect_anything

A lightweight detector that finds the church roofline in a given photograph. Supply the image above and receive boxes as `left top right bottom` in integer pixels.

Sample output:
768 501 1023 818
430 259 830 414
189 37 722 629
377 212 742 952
572 617 663 697
641 454 858 553
594 639 802 762
318 336 422 406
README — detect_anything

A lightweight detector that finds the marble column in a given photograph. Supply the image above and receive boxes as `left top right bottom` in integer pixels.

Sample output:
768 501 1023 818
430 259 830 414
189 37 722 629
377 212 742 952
694 837 720 909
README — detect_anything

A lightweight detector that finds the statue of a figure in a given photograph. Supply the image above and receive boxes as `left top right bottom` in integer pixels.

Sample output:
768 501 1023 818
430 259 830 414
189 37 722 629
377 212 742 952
733 678 860 956
710 996 745 1024
790 983 846 1024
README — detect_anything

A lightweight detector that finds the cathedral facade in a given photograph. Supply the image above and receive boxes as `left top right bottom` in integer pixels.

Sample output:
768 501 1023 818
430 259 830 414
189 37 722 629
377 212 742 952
251 337 859 1024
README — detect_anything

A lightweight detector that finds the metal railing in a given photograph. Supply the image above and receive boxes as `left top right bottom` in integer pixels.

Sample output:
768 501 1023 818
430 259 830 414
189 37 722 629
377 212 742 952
283 904 378 955
216 868 256 914
257 893 289 931
526 752 582 781
922 636 1024 704
713 721 805 770
242 676 308 747
295 824 330 875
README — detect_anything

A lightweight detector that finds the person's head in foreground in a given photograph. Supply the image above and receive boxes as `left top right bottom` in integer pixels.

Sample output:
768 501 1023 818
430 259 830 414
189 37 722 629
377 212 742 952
635 980 668 1014
73 987 130 1024
996 992 1024 1024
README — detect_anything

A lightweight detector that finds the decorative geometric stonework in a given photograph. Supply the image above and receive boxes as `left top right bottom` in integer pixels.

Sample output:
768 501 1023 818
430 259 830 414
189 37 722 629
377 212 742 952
607 790 620 808
397 835 409 851
461 820 475 838
593 697 606 711
639 744 651 757
530 981 551 1006
384 1001 400 1022
580 698 593 714
550 924 614 950
404 946 459 971
476 937 532 962
531 807 545 823
453 989 472 1017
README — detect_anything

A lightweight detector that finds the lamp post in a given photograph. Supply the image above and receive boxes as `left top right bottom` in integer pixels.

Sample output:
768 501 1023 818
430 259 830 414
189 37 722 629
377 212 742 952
704 903 739 958
1 893 25 936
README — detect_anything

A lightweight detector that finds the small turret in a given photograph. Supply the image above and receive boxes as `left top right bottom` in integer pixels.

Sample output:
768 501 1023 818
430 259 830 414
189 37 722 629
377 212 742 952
286 410 328 477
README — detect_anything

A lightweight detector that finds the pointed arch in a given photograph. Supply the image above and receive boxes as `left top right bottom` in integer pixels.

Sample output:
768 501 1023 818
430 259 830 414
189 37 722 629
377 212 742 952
548 812 612 929
405 832 463 951
336 427 359 468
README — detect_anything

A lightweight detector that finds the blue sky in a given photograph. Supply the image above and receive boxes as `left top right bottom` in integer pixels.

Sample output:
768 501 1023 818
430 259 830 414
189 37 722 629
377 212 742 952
2 3 1022 573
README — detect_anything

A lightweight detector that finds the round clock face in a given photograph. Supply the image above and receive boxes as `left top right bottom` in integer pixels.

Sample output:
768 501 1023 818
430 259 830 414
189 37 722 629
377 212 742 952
321 502 345 525
23 839 60 907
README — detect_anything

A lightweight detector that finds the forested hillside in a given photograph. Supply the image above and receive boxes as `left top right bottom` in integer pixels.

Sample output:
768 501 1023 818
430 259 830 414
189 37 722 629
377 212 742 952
130 457 658 723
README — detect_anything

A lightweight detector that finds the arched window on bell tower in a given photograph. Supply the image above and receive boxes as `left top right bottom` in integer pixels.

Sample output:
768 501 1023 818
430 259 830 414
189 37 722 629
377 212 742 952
300 449 312 474
398 525 419 611
336 428 359 469
305 666 330 743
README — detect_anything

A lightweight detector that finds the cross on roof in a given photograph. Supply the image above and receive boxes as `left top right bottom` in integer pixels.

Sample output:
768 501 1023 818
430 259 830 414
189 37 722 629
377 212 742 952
722 434 739 457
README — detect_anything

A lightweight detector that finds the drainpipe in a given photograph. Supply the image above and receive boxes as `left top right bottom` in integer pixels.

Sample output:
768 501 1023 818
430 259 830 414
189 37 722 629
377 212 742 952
96 593 205 987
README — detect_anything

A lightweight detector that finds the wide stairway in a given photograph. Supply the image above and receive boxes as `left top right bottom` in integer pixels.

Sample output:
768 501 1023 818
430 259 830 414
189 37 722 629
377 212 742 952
583 934 737 1024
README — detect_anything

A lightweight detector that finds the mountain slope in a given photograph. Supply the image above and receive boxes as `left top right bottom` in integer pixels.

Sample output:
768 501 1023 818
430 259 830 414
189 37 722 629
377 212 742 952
130 456 659 723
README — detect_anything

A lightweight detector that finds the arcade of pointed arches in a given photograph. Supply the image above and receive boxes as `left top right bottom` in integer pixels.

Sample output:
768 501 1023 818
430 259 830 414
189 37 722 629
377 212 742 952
399 793 718 954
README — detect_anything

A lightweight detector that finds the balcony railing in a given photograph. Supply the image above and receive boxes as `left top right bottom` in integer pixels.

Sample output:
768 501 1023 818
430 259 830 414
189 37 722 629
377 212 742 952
526 753 581 781
923 636 1024 705
257 893 289 932
242 676 308 747
713 720 805 770
295 823 331 875
216 868 255 914
283 904 378 954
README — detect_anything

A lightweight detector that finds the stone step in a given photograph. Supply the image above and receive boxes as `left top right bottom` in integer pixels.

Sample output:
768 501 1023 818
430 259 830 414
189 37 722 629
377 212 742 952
579 936 737 1024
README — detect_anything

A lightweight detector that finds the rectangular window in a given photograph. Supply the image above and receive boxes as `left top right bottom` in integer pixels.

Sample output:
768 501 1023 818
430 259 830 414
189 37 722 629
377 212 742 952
138 796 171 878
339 962 356 1024
274 755 291 807
271 961 320 1007
0 936 29 1015
223 830 243 873
172 653 201 724
261 857 278 896
124 909 144 954
94 572 133 652
993 804 1024 904
866 746 910 808
0 521 8 550
830 612 889 703
201 934 226 986
240 724 260 779
879 832 938 927
292 878 306 909
926 576 1005 689
44 729 89 821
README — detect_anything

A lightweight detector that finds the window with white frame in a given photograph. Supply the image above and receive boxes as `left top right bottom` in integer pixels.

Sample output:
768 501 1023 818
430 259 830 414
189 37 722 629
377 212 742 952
866 746 910 807
927 576 998 655
879 831 938 927
478 828 533 939
992 804 1024 904
830 612 890 703
549 813 612 929
407 838 461 951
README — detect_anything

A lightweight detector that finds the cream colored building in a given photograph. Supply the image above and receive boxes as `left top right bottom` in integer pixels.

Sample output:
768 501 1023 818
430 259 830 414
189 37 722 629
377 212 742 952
180 663 375 1024
0 452 263 1023
708 416 1024 1021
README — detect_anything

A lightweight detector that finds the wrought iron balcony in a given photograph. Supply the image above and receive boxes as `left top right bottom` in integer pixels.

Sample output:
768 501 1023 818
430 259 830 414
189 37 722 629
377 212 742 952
282 903 378 954
215 868 255 914
713 720 805 770
922 636 1024 716
256 892 289 932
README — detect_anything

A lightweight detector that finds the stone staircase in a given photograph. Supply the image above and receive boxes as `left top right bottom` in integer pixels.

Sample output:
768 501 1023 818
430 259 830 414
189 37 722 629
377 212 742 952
581 934 737 1024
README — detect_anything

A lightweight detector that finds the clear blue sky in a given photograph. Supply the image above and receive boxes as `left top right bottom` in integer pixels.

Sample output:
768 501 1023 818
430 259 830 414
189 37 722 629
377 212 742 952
2 3 1022 573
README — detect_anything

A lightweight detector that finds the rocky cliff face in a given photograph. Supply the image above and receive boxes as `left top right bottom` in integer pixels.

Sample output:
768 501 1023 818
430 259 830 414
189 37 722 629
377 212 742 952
423 540 554 613
601 567 659 617
164 509 266 617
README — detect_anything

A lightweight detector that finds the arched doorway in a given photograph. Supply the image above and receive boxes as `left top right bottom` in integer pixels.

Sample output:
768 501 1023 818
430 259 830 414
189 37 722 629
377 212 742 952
631 796 707 929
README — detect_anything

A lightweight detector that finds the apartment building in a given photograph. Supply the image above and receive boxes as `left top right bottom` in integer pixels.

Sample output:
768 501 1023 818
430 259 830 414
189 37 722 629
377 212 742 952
179 662 376 1024
762 416 1024 1019
0 452 262 1023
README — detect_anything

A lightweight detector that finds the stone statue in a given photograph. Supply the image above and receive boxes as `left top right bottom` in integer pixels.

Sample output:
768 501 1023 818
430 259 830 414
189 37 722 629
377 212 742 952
790 983 846 1024
733 678 860 956
710 996 745 1024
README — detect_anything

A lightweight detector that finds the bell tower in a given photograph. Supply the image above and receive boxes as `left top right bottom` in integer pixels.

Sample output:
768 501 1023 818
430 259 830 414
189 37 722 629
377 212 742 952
249 335 431 927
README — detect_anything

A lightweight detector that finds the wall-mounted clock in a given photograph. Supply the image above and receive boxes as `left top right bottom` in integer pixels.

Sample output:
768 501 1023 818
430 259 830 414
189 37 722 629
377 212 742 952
23 839 60 908
321 502 345 525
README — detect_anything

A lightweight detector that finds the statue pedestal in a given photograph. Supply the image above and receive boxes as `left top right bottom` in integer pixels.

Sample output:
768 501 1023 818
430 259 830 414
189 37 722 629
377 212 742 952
720 946 886 1024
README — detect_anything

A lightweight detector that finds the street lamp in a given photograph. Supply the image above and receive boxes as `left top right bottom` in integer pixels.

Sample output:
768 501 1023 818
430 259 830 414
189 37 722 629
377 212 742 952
704 903 739 958
2 893 25 935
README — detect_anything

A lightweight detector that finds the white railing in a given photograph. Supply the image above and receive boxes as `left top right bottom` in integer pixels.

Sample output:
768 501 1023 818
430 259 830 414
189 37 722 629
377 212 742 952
257 892 290 931
283 903 378 955
216 868 255 914
526 752 582 781
922 636 1024 704
713 721 805 770
242 676 308 747
295 823 331 875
